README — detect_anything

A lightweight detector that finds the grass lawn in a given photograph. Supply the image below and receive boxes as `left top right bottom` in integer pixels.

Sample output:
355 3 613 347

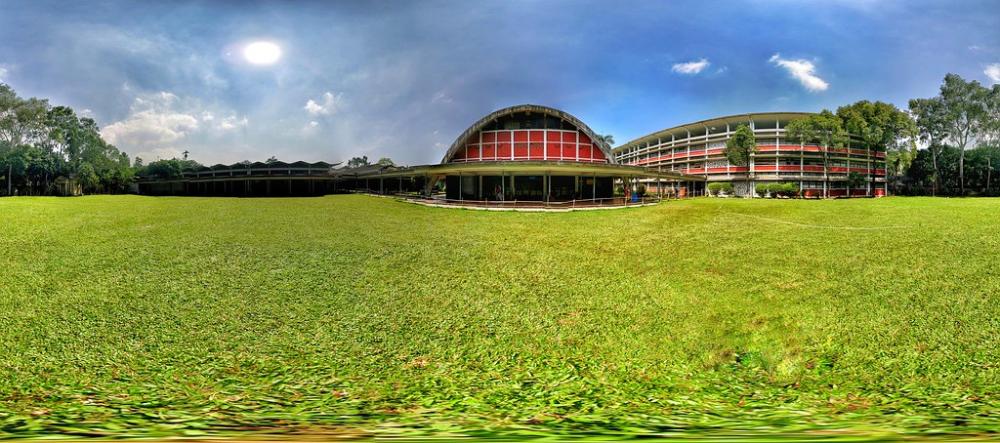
0 195 997 439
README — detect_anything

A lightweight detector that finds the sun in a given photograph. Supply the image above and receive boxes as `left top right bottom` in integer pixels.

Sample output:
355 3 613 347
243 41 281 65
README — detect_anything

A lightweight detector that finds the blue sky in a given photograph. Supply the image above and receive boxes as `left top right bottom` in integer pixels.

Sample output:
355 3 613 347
1 0 997 165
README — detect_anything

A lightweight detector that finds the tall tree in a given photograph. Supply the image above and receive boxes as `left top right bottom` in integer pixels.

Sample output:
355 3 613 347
723 123 756 197
937 74 987 195
983 84 1000 149
909 97 950 195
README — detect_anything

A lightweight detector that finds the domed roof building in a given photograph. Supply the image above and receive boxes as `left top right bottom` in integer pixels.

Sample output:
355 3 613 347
353 104 701 205
441 104 614 164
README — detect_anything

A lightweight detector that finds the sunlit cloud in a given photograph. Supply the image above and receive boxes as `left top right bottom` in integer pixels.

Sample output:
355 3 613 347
304 92 341 116
985 63 1000 84
769 53 829 92
671 58 710 75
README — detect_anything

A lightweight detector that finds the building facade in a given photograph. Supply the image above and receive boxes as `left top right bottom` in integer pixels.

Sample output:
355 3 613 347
613 112 887 197
137 161 340 196
360 104 702 204
135 104 702 205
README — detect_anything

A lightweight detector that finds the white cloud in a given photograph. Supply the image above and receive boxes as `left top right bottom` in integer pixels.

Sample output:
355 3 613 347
102 93 199 152
102 91 247 160
769 53 829 92
217 115 248 131
304 91 341 115
431 91 453 104
300 120 321 137
0 67 7 82
671 58 710 75
985 63 1000 84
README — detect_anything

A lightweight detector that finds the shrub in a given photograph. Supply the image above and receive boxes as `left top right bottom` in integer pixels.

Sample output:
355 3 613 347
708 182 734 196
755 183 770 197
636 184 646 197
756 182 799 197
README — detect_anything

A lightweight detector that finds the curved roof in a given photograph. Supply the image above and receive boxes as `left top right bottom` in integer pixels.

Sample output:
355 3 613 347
441 104 616 164
613 111 816 152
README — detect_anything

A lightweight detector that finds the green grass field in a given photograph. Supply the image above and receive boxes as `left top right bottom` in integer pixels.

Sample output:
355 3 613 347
1 195 997 439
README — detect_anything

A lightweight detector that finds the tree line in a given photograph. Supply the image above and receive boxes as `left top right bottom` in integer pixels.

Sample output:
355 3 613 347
1 83 135 196
902 74 1000 196
3 74 999 197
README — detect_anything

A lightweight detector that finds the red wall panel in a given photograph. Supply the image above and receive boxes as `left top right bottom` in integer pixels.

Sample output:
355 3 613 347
514 143 529 158
561 143 576 159
529 143 544 159
497 142 512 159
591 145 605 160
546 142 560 158
448 129 610 164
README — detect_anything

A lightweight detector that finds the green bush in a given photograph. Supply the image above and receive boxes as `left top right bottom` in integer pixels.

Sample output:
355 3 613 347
755 183 769 197
756 182 799 197
708 182 734 196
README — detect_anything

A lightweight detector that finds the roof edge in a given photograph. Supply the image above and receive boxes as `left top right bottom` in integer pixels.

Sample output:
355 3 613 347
612 111 817 152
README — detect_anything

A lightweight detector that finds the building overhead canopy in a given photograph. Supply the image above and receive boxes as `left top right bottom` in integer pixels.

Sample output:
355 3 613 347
352 160 705 182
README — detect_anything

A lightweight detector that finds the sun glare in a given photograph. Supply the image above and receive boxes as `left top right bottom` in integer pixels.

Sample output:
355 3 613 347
243 41 281 65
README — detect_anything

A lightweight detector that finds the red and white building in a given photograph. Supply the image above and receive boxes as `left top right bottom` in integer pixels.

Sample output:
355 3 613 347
614 112 887 197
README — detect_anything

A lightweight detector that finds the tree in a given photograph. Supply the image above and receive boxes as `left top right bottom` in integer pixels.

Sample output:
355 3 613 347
723 123 756 197
597 134 615 147
0 84 49 147
266 156 279 164
983 84 1000 149
347 156 370 168
77 162 99 194
836 100 916 194
786 111 847 198
937 74 988 195
375 157 395 167
847 171 866 193
909 97 949 195
139 158 203 180
0 84 135 196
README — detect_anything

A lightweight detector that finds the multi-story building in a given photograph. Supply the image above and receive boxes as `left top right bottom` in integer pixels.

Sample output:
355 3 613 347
613 112 887 197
